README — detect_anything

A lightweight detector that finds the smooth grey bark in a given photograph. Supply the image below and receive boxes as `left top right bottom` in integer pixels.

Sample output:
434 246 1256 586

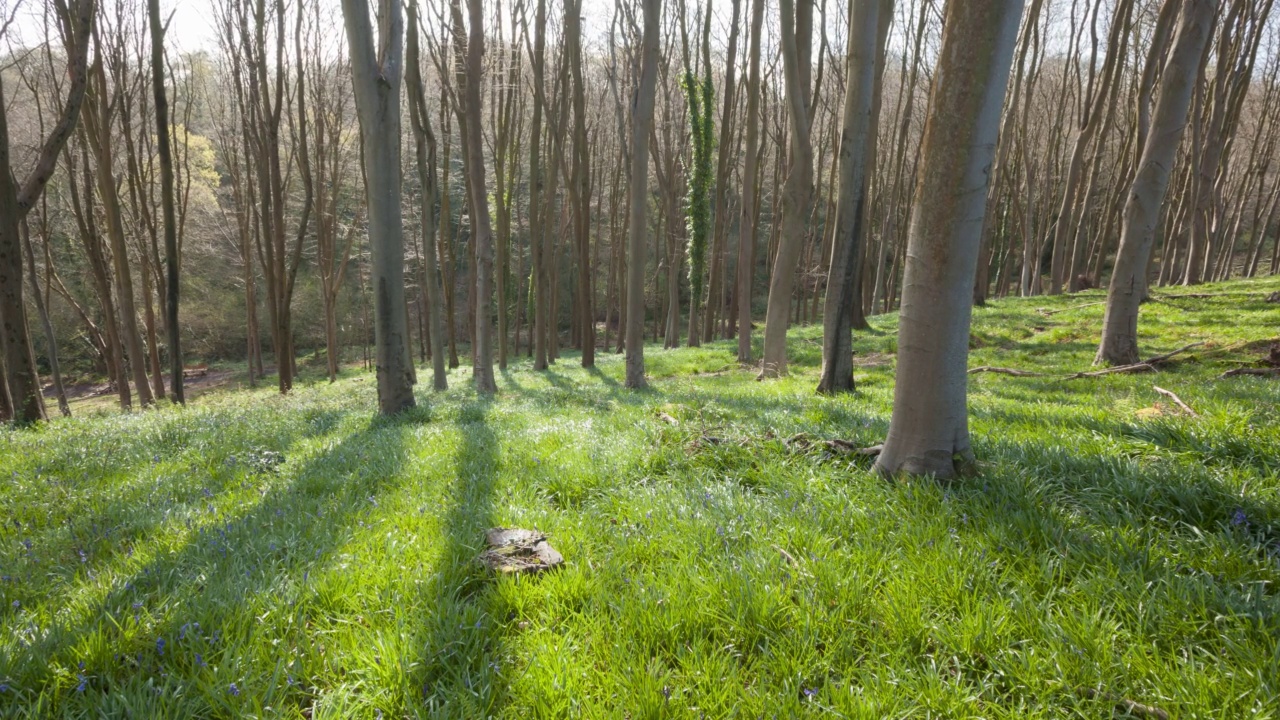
341 0 417 414
407 0 447 391
528 0 549 371
1097 0 1217 365
736 0 765 364
626 0 662 389
760 0 813 377
149 0 184 404
567 0 594 367
458 0 498 394
873 0 1024 479
817 0 881 394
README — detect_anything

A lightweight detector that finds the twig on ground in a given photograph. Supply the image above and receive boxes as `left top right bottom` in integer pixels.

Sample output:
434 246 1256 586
969 366 1047 377
1081 688 1169 720
1153 386 1197 416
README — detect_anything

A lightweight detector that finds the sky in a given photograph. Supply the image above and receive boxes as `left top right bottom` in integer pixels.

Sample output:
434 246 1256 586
4 0 635 57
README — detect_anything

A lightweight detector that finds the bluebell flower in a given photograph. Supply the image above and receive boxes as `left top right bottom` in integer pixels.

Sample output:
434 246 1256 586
76 674 87 692
11 600 18 609
195 653 206 667
1232 509 1248 527
156 637 165 655
803 687 817 698
229 682 239 696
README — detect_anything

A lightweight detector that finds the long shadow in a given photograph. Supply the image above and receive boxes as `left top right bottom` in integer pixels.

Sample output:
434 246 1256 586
411 397 510 717
0 407 419 716
0 404 348 592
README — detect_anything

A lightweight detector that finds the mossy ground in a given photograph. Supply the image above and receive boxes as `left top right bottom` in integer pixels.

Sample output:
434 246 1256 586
2 277 1278 718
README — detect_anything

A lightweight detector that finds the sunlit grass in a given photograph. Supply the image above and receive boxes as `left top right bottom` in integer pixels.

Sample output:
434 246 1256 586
2 277 1278 718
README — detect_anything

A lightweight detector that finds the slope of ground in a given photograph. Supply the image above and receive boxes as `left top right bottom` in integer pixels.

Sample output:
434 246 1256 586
1 277 1278 718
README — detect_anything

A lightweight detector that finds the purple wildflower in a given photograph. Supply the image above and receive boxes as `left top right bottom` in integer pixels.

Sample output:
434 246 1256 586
228 683 239 696
1232 509 1248 527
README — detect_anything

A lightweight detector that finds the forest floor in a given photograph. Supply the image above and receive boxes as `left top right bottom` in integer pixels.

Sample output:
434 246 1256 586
2 276 1279 718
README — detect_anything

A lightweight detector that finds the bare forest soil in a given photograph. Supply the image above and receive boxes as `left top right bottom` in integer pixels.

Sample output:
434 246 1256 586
2 276 1278 718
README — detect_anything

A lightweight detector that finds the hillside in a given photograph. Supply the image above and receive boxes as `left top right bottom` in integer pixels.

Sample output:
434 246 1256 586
1 277 1278 718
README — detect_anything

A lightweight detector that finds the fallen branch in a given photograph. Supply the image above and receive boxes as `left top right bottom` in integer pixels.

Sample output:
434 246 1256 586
1037 300 1106 316
1144 341 1206 365
968 366 1047 377
1066 363 1156 379
1067 342 1205 380
1221 367 1280 378
785 435 883 458
1153 386 1197 417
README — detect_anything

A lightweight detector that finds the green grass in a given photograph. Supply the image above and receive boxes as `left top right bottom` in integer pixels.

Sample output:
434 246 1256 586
2 277 1278 718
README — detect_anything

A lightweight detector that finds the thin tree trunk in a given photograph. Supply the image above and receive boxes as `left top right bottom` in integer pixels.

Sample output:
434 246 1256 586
627 0 662 389
1097 0 1216 365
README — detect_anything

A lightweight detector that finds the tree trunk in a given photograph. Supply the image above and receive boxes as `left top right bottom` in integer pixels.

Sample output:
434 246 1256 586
873 0 1023 479
341 0 417 414
736 0 765 364
818 0 882 394
149 0 184 404
760 0 813 377
626 0 662 389
1097 0 1216 365
407 0 449 391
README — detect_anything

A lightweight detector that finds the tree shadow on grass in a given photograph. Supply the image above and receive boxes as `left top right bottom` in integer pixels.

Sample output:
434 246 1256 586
409 397 515 717
0 407 424 717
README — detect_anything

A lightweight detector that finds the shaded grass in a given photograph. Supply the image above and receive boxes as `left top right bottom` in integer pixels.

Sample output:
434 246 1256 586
1 277 1278 718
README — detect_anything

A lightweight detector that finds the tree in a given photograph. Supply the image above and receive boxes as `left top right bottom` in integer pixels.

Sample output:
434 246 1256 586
1096 0 1218 365
872 0 1024 479
566 0 594 366
340 0 417 414
454 0 497 394
626 0 662 389
0 0 94 424
759 0 813 378
735 0 764 364
817 0 883 394
149 0 184 404
406 0 448 391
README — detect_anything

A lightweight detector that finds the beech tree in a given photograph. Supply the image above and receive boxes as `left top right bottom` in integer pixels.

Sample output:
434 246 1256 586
148 0 183 403
406 0 448 390
735 0 764 364
340 0 416 414
873 0 1024 479
626 0 662 389
0 0 94 424
1096 0 1218 365
817 0 883 394
759 0 813 377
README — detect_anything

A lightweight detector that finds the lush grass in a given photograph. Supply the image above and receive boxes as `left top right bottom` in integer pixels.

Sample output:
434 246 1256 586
2 277 1278 718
